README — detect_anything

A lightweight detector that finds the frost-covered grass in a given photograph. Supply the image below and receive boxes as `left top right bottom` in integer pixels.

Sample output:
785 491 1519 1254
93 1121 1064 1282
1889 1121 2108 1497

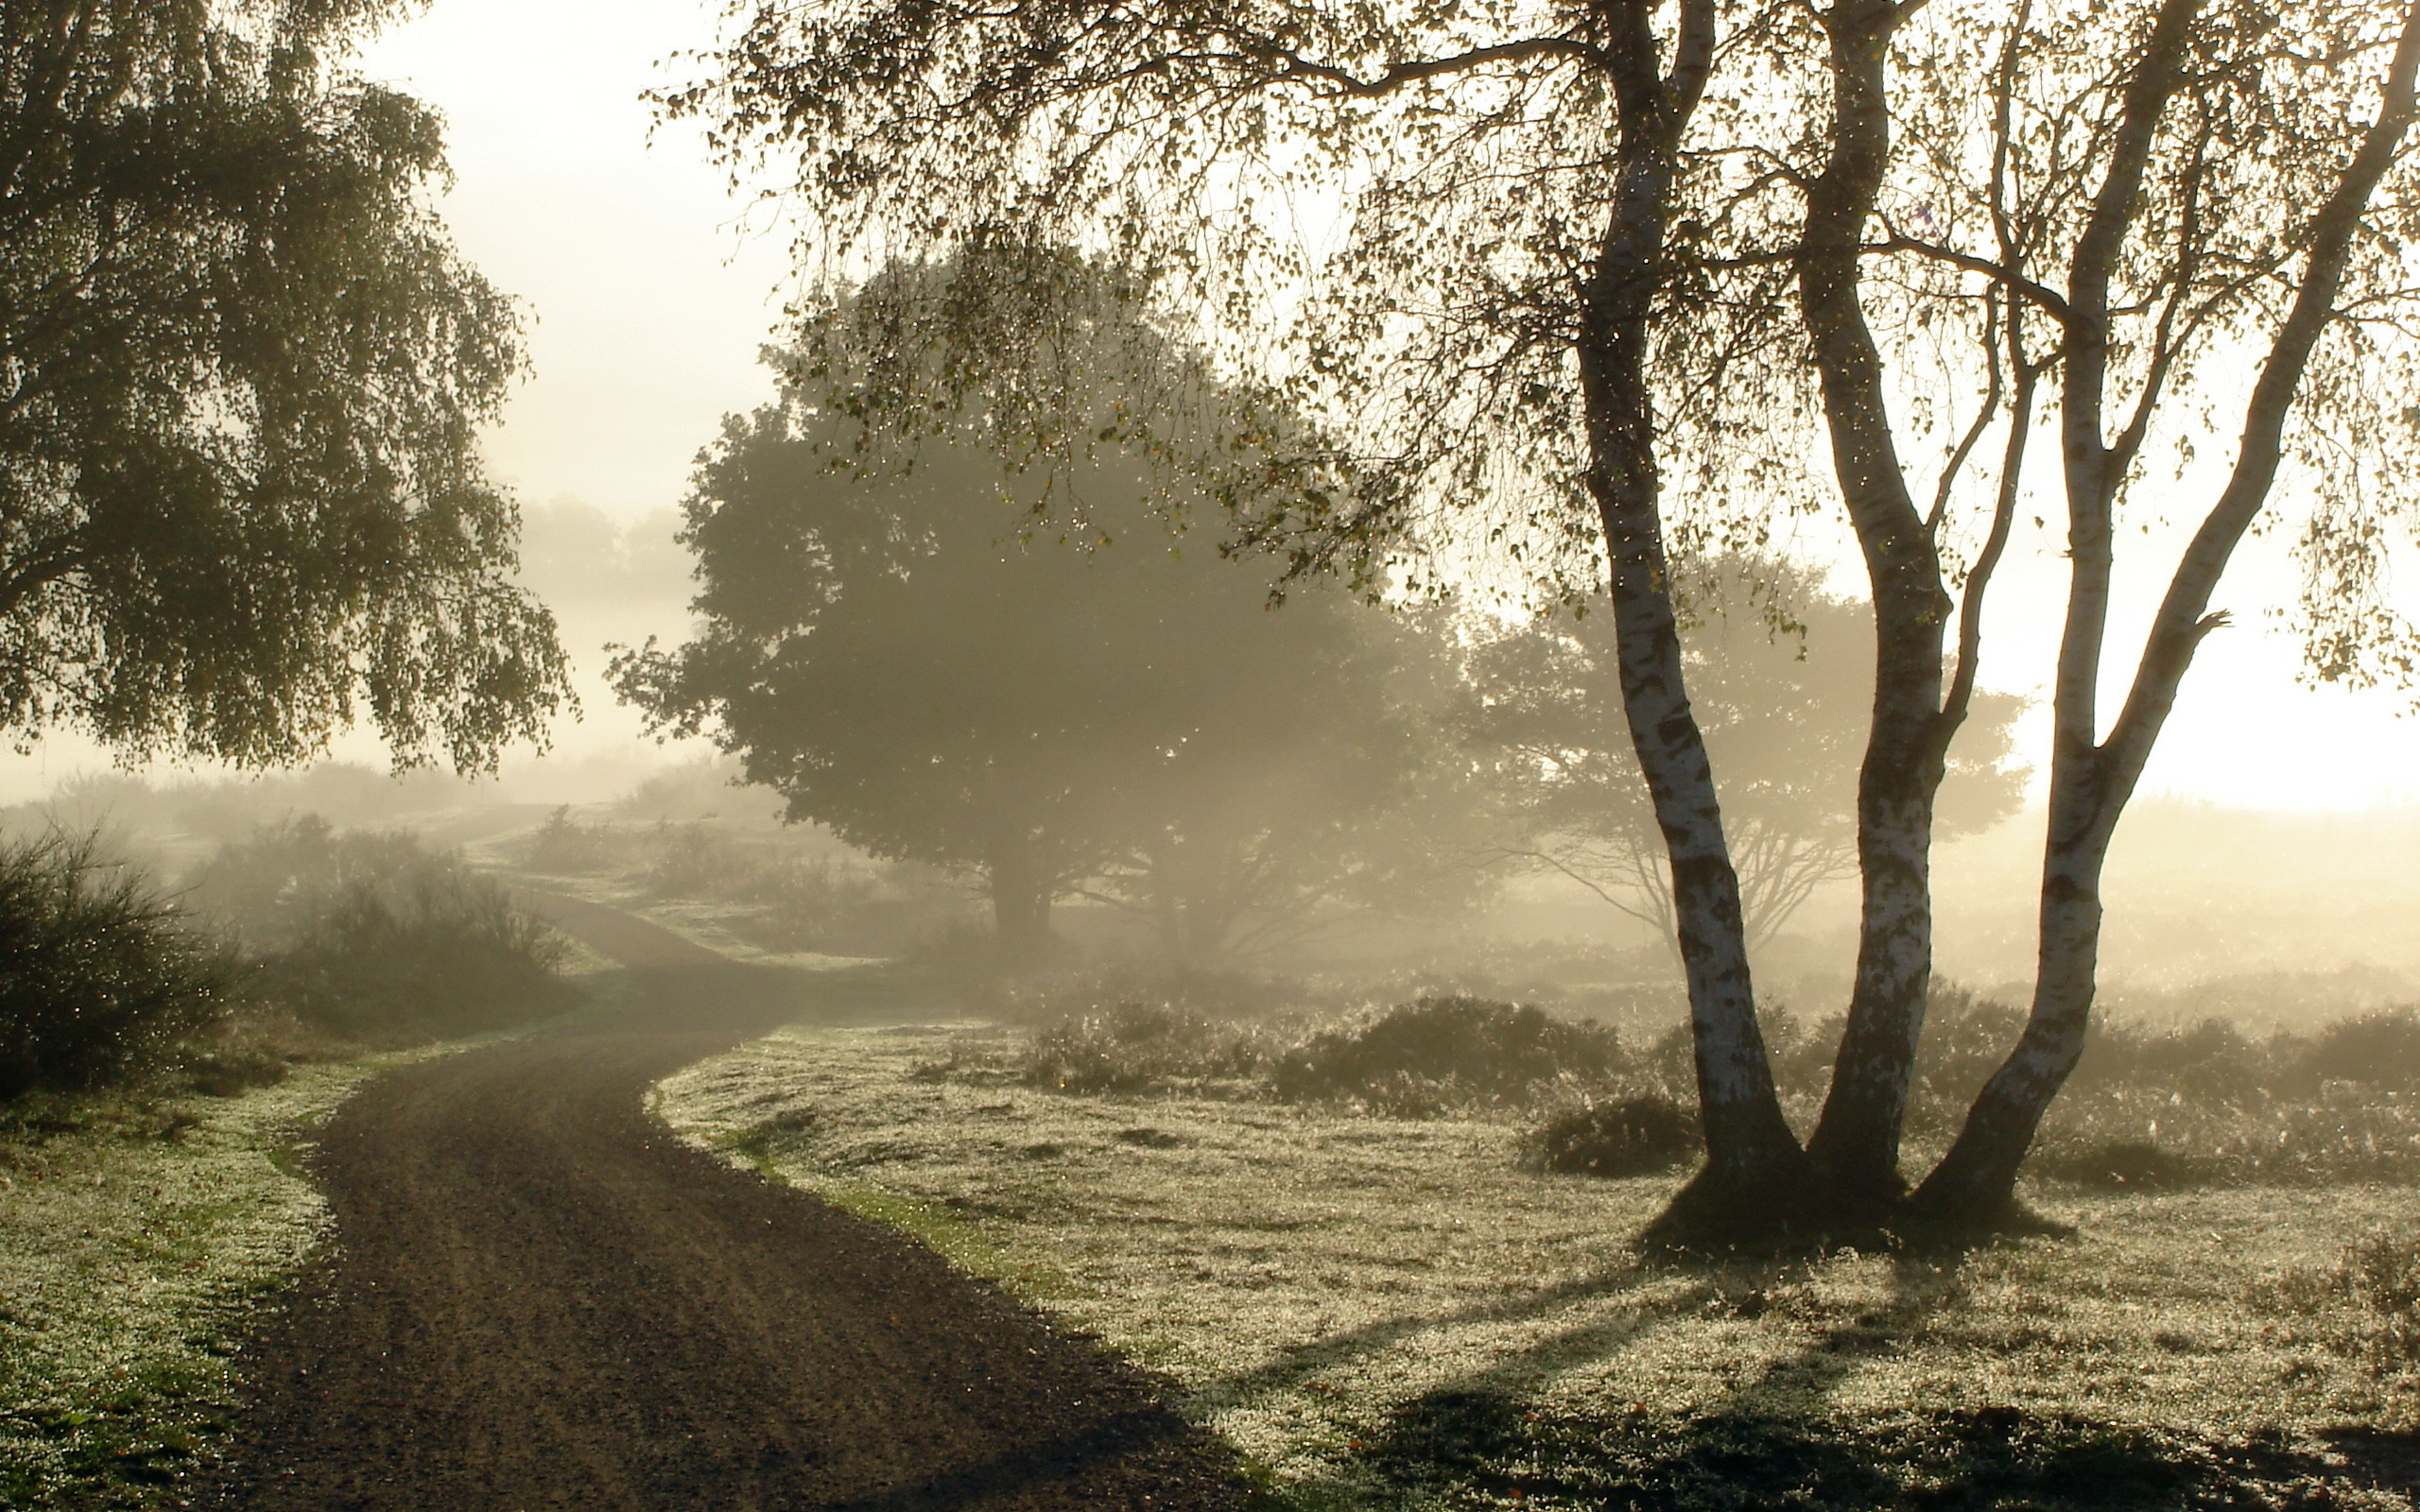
0 1039 493 1509
659 1020 2420 1510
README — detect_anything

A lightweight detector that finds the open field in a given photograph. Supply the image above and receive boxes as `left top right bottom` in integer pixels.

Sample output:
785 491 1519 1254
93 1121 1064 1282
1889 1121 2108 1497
659 1019 2420 1509
0 1038 516 1511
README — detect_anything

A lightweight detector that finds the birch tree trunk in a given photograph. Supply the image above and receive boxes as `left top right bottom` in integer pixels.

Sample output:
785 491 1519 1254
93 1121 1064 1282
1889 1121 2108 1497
1792 0 1962 1210
1586 0 1812 1226
1915 0 2420 1221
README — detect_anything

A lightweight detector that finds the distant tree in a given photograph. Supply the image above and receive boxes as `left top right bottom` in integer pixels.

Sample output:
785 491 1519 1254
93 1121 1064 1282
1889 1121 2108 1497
1085 603 1495 964
0 0 565 768
1469 559 2026 957
612 257 1480 964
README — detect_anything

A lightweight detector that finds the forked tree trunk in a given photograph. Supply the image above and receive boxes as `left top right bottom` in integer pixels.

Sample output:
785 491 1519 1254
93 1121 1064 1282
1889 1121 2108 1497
1585 0 1812 1225
1915 0 2420 1222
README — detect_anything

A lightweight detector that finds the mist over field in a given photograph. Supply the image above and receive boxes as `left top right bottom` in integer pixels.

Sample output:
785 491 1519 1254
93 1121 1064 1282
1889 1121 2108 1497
14 0 2420 1508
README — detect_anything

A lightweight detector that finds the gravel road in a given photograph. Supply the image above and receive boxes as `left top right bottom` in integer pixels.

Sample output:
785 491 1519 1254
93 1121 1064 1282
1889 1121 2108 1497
186 897 1247 1510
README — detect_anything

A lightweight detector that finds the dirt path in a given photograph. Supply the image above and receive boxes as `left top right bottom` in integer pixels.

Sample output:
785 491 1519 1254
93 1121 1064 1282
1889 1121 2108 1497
189 898 1247 1510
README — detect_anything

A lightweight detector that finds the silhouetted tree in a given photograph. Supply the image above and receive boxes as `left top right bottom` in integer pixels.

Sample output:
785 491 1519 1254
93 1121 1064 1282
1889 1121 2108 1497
1470 558 2025 957
613 257 1479 964
0 0 565 768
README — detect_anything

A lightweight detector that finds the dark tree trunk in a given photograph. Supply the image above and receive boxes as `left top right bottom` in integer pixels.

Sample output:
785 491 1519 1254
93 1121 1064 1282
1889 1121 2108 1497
1587 0 1814 1232
987 829 1053 966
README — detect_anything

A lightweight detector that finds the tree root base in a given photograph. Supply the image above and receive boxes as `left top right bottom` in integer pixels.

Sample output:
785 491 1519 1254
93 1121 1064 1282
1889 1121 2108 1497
1641 1167 2076 1262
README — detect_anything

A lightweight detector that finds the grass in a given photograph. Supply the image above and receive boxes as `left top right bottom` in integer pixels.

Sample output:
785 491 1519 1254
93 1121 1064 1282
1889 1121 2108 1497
0 1029 535 1510
658 1018 2420 1510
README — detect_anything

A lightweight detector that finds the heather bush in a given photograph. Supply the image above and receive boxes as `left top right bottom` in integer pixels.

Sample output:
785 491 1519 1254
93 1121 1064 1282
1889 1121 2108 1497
519 805 627 874
1270 997 1628 1108
190 817 577 1043
0 833 235 1099
1021 1001 1279 1093
1523 1095 1698 1177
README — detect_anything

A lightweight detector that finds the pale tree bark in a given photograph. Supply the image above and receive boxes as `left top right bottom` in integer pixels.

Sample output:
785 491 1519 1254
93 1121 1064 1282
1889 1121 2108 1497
1916 0 2420 1220
1583 0 1811 1220
1793 0 1965 1210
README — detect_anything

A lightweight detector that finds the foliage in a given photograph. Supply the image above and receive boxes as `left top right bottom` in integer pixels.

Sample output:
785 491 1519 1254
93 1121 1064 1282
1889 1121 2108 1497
520 805 627 875
1468 557 2026 951
187 817 575 1042
613 254 1487 962
0 833 234 1100
1271 996 1626 1108
1524 1095 1700 1178
0 0 567 768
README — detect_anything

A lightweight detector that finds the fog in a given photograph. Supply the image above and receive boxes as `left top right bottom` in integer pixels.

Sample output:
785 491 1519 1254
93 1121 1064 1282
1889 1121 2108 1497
15 2 2420 1507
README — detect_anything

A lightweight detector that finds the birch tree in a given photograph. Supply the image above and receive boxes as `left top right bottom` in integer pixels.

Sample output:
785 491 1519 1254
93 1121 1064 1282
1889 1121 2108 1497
0 0 567 769
668 0 2420 1235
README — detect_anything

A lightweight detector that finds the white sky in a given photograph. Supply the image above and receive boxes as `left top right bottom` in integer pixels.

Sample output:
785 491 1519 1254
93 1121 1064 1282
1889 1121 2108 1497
0 0 2412 810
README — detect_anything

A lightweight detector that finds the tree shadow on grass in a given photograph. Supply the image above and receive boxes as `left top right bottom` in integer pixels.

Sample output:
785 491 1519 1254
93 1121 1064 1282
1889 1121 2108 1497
1281 1242 2390 1510
1190 1256 1722 1420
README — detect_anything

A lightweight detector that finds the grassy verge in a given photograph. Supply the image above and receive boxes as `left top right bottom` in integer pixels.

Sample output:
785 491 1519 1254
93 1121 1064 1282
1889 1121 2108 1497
657 1021 2420 1510
0 1029 530 1510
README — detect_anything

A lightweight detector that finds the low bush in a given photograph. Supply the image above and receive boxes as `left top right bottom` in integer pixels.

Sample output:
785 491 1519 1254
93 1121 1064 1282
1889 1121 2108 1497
1021 1002 1277 1094
1524 1095 1698 1177
2342 1228 2420 1367
1271 997 1628 1108
519 805 627 873
2302 1006 2420 1091
0 833 235 1100
2026 1138 2214 1193
190 817 578 1043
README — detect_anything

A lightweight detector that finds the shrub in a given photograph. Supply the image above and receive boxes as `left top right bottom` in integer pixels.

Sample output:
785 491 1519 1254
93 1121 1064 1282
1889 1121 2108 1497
0 833 235 1099
720 856 886 952
2342 1228 2420 1367
519 805 625 873
1524 1095 1698 1177
2304 1006 2420 1091
189 817 578 1043
2028 1138 2213 1193
643 820 733 898
1271 997 1627 1108
1021 1002 1275 1093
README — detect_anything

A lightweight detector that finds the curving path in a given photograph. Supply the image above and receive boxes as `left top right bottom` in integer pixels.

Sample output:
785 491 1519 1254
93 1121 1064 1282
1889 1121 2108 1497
188 897 1246 1511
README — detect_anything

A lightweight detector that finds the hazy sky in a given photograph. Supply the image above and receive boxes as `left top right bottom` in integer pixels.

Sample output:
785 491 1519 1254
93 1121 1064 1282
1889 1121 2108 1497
0 0 2412 809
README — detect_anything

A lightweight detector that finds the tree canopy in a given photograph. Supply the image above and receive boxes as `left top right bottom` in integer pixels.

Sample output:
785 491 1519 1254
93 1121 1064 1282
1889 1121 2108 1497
0 0 566 768
1468 559 2026 956
613 259 1480 963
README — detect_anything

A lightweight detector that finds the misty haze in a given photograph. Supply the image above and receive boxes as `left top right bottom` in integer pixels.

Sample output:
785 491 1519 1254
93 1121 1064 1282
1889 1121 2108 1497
7 3 2420 1509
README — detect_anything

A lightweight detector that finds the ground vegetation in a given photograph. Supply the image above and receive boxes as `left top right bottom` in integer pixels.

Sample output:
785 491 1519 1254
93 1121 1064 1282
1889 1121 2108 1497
664 1011 2420 1508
